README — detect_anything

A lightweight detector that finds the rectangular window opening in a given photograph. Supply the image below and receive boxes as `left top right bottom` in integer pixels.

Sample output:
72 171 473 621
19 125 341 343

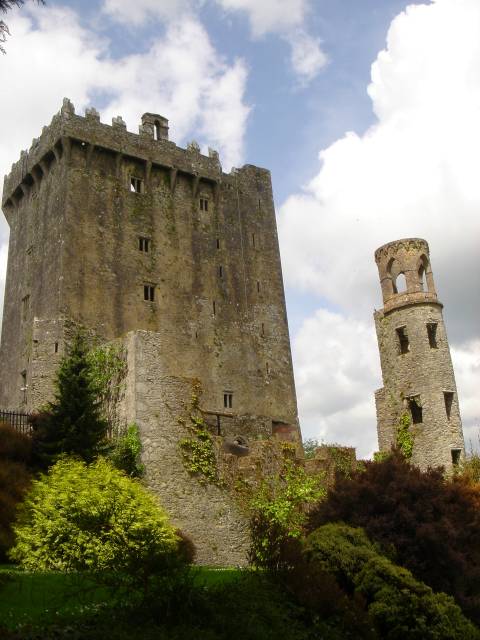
252 233 255 248
216 238 220 250
408 396 423 424
143 285 155 302
427 323 438 348
130 176 143 193
54 342 59 354
444 391 454 419
223 392 233 409
199 198 209 212
213 300 216 316
257 281 260 293
218 266 223 278
451 449 462 466
396 326 409 354
138 236 150 253
261 322 265 336
266 362 269 374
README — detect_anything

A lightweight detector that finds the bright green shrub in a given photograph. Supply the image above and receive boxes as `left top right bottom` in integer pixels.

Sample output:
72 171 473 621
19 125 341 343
109 424 145 478
306 523 479 639
9 458 180 583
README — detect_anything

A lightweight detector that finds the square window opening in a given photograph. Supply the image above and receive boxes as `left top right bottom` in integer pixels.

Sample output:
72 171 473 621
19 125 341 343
130 176 144 193
139 236 150 253
444 391 454 419
396 326 409 354
408 396 423 424
143 285 155 302
427 323 438 348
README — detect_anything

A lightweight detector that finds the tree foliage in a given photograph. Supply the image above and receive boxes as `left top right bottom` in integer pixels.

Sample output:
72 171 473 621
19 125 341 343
308 452 480 623
305 523 479 640
0 423 32 562
32 332 108 467
0 1 45 54
9 457 181 590
109 423 145 478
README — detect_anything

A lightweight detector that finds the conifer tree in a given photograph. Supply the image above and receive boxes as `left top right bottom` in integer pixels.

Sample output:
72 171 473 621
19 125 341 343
32 332 108 466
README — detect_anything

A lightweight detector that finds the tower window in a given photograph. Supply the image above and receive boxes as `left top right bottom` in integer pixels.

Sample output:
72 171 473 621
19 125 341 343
451 449 462 466
218 266 223 278
261 322 265 336
427 323 438 348
213 300 216 315
223 392 233 409
257 281 260 293
444 392 454 419
54 342 59 354
130 176 144 193
216 238 220 250
252 233 256 248
408 396 422 424
396 326 409 354
21 295 30 322
138 236 150 252
199 198 209 212
143 285 155 302
266 362 269 374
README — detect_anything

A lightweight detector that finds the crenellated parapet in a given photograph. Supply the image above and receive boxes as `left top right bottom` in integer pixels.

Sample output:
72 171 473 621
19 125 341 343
2 97 234 214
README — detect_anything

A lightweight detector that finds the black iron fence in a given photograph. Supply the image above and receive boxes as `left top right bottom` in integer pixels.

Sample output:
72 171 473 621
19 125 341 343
0 410 32 435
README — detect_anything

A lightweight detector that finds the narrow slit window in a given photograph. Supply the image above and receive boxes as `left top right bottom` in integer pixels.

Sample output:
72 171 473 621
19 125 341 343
138 236 150 253
21 370 27 396
54 342 59 354
396 326 409 354
21 295 30 322
218 266 223 278
130 176 143 193
451 449 462 466
427 323 438 348
199 198 209 212
444 392 454 419
252 233 255 248
408 396 423 424
223 392 233 409
261 322 265 336
257 281 260 292
143 285 155 302
213 300 216 316
216 238 220 250
266 362 269 374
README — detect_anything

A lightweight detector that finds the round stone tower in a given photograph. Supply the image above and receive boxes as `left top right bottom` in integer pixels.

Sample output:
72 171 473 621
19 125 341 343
373 238 465 471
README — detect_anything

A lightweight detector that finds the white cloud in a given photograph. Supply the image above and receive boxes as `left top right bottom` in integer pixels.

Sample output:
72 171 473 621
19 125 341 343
285 29 328 85
102 0 190 26
0 4 250 330
216 0 307 37
280 0 480 453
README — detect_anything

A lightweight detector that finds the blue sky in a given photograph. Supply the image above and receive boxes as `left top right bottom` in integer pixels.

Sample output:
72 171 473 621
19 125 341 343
0 0 479 457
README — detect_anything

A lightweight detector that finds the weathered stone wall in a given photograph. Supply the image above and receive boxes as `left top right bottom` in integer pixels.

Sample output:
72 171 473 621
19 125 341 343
373 238 465 471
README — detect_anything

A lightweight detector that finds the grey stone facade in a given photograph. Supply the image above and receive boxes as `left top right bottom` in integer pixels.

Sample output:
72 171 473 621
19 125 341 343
0 99 301 563
374 238 465 471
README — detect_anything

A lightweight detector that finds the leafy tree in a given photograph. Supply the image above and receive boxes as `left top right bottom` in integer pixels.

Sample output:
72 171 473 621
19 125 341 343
0 423 32 561
306 523 480 640
9 458 182 594
32 332 108 467
0 1 45 54
308 452 480 624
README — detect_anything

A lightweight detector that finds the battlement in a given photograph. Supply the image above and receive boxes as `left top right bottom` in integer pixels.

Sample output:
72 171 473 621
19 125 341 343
2 98 269 212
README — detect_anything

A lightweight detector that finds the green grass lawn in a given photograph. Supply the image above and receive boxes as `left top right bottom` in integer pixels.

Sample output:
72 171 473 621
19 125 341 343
0 564 242 629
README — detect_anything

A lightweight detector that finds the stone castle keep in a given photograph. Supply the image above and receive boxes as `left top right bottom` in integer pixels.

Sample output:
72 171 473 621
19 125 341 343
0 98 301 564
0 100 466 560
374 238 465 470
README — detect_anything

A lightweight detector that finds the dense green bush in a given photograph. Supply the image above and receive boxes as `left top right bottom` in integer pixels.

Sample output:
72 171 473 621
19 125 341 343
9 457 181 593
308 451 480 623
109 424 144 477
0 423 32 562
32 332 108 467
306 523 479 639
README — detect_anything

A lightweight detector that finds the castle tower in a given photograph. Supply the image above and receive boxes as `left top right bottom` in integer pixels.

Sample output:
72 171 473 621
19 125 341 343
0 99 301 563
374 238 465 471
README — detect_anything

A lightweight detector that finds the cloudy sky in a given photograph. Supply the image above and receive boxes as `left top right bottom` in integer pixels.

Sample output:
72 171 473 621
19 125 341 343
0 0 478 457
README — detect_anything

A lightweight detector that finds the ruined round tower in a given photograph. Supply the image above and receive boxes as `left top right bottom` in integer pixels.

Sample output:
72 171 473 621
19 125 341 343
373 238 465 471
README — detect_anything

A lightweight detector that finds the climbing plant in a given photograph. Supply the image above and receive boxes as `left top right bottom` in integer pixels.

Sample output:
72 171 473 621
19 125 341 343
178 384 219 485
396 412 414 459
87 343 127 434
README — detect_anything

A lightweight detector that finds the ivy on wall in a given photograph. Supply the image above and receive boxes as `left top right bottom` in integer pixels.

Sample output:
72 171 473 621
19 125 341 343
396 412 414 459
87 343 127 434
